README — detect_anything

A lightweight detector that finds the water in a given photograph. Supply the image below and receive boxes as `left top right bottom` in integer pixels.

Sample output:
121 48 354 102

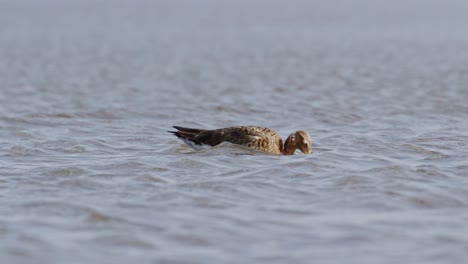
1 0 468 263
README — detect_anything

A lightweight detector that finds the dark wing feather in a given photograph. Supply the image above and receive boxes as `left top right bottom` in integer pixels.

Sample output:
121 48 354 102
169 126 258 147
219 127 259 145
168 127 205 146
169 126 224 146
172 126 206 134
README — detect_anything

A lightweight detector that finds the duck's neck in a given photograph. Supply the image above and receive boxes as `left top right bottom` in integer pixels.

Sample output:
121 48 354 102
282 134 296 155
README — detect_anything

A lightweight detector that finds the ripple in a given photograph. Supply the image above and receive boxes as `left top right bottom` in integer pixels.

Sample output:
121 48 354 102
45 167 88 177
19 201 114 222
4 145 47 157
166 233 212 247
401 143 450 160
168 158 215 170
335 175 372 187
57 178 106 190
91 234 155 249
38 140 88 154
133 174 170 184
28 113 74 119
78 109 122 120
12 131 34 139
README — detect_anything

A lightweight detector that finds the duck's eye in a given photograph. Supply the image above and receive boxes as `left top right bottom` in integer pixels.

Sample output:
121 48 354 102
302 140 308 145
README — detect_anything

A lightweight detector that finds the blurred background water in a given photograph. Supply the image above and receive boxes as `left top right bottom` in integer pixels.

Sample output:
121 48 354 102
1 0 468 263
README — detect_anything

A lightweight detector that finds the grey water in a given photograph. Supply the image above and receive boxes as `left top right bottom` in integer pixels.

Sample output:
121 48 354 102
1 0 468 263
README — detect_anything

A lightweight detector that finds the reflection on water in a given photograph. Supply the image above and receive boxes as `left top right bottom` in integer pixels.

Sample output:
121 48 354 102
1 0 468 263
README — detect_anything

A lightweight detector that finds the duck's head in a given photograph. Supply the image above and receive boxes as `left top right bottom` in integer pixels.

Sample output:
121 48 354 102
295 130 312 154
283 130 312 155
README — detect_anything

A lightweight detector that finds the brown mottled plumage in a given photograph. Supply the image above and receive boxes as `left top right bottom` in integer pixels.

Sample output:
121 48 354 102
169 126 312 155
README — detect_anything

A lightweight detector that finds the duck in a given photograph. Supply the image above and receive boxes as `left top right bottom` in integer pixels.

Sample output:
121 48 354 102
169 126 312 155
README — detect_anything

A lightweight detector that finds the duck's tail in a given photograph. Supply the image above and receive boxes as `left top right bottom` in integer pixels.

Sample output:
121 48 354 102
168 126 208 149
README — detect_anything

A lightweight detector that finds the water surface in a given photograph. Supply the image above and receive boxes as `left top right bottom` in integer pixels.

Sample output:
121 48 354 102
1 0 468 263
